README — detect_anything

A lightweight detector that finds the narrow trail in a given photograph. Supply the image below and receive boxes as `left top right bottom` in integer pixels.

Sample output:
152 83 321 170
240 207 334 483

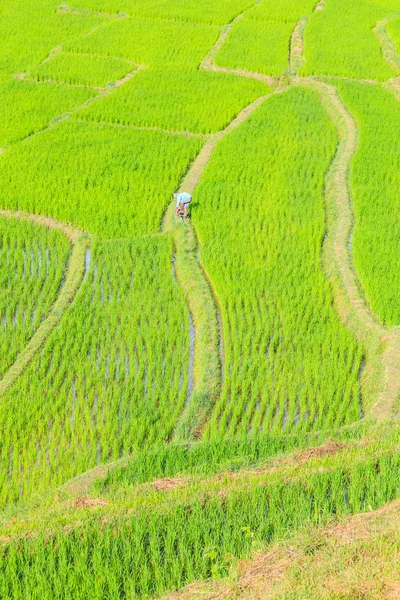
0 211 90 398
73 118 208 138
162 93 274 441
3 0 399 438
288 16 309 76
61 455 131 497
199 12 276 88
298 79 400 420
374 16 400 75
58 3 128 19
66 439 356 502
289 0 326 76
287 2 400 419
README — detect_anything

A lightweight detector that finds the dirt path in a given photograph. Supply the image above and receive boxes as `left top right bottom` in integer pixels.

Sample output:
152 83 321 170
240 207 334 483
0 211 90 398
11 61 141 150
60 437 351 500
289 0 326 76
73 118 208 138
200 12 276 87
374 16 400 75
289 16 309 75
299 79 400 420
159 500 400 600
162 92 279 441
61 455 131 497
58 3 128 19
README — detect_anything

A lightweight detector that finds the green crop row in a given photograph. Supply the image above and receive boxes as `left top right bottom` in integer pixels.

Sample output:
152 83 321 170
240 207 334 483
194 86 363 437
0 216 70 379
29 52 134 88
65 17 220 69
301 0 398 80
214 19 294 76
387 16 400 56
98 424 365 493
246 0 317 23
0 122 202 239
1 434 400 598
68 0 254 25
0 3 106 82
0 236 191 507
77 67 269 133
0 80 96 146
333 81 400 326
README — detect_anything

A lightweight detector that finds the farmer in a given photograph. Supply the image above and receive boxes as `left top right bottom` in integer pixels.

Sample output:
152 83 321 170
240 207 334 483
174 192 192 218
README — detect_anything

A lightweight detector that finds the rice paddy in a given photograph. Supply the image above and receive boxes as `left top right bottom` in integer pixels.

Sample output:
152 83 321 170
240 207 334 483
1 0 400 597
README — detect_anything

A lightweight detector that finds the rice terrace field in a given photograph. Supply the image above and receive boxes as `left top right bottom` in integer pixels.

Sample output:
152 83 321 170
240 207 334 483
1 0 400 597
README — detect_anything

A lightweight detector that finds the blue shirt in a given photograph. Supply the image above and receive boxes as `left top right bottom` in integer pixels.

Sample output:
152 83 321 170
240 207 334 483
176 192 192 208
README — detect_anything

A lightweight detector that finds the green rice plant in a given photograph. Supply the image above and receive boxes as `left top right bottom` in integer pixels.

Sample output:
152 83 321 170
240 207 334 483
301 0 398 80
29 52 135 88
0 80 96 146
0 236 190 506
98 424 366 493
68 0 255 25
65 17 220 69
0 216 70 378
0 122 203 238
1 437 400 599
332 81 400 326
387 16 400 52
0 4 106 80
246 0 318 23
385 16 400 72
214 18 294 76
193 86 363 437
76 67 269 133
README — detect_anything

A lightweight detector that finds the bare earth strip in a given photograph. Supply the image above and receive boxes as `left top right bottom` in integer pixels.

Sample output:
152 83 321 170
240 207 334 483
200 13 276 87
58 3 128 19
159 500 400 600
374 16 400 75
163 93 275 441
289 16 309 75
289 0 326 76
298 79 400 420
72 118 208 138
0 211 90 398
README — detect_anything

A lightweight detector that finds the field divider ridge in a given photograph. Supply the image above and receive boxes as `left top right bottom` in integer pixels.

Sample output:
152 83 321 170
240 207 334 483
0 211 90 398
72 118 208 138
58 3 129 19
298 78 400 421
199 7 276 88
288 0 326 77
162 92 285 441
374 16 400 76
8 65 144 152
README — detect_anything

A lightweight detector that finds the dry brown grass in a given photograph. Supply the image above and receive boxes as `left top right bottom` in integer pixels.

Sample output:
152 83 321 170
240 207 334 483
159 500 400 600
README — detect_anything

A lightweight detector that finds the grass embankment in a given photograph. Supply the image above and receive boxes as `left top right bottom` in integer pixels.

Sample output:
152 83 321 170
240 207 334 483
160 499 400 599
162 93 271 441
0 212 89 398
1 423 400 599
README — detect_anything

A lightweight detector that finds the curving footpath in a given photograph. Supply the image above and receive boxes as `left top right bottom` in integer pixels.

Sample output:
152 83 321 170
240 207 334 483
374 16 400 76
289 0 326 76
200 12 276 88
299 79 400 420
168 0 400 433
0 210 90 398
5 1 400 428
163 93 279 441
287 2 400 419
